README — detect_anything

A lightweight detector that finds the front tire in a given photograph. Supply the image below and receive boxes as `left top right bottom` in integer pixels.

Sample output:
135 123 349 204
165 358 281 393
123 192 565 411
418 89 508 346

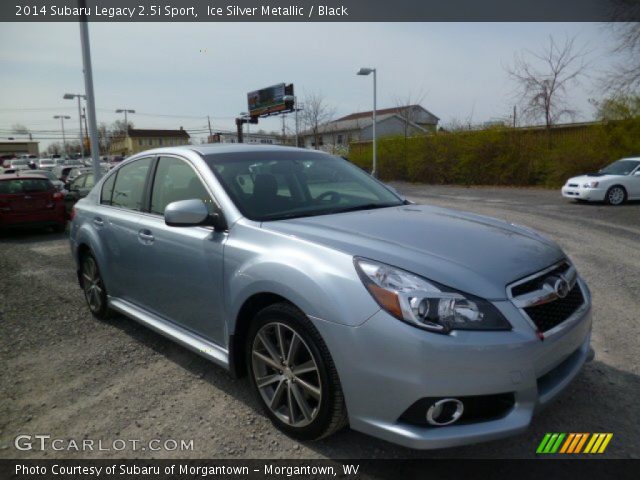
80 253 111 320
246 303 347 441
605 185 627 205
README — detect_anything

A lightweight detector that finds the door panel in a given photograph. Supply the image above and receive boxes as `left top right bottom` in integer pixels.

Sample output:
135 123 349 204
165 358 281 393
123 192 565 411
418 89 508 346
131 155 227 345
97 157 154 301
134 214 227 345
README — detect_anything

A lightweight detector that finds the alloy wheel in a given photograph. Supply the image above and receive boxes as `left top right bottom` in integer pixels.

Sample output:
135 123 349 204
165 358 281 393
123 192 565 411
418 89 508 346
607 187 625 205
251 322 322 427
82 256 103 313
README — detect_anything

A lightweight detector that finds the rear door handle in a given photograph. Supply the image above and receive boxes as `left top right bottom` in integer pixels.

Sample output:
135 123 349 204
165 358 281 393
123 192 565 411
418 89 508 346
138 229 154 243
93 217 104 227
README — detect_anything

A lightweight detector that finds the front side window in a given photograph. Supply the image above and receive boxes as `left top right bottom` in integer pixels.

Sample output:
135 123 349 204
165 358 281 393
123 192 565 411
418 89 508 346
205 152 402 221
70 176 85 190
150 156 214 215
110 157 153 210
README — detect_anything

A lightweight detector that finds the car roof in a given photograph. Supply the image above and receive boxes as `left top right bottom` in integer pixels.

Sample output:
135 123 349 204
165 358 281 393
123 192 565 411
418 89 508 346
132 143 330 158
0 173 49 180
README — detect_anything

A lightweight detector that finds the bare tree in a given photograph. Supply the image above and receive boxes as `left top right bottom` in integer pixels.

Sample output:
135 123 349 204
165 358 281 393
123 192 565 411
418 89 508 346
299 92 335 150
46 142 63 155
507 35 590 128
392 91 427 139
11 123 30 135
97 122 110 154
603 20 640 94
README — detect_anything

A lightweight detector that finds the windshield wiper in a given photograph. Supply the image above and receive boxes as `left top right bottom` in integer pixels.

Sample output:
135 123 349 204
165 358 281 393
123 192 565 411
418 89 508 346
324 202 398 215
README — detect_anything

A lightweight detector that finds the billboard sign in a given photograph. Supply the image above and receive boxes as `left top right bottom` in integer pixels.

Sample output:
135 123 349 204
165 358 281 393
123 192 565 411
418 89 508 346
247 83 294 118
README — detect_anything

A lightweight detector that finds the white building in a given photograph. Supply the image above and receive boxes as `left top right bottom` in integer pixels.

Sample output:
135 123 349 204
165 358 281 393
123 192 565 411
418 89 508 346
209 132 282 145
300 105 439 153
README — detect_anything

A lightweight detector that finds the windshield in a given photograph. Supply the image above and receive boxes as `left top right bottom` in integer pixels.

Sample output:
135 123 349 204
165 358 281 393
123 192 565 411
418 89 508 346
205 151 403 221
600 159 640 175
29 171 57 181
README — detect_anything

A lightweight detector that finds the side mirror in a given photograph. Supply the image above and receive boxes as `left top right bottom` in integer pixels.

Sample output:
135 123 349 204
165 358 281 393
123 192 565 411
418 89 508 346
634 171 640 176
165 199 226 231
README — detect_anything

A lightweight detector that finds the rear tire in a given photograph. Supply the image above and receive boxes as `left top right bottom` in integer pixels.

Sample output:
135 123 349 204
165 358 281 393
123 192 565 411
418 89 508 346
605 185 626 206
80 252 111 320
53 222 66 233
246 303 348 441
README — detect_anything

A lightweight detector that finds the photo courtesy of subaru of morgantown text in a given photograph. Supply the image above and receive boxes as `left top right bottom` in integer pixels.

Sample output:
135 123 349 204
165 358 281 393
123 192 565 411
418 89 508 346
1 0 639 478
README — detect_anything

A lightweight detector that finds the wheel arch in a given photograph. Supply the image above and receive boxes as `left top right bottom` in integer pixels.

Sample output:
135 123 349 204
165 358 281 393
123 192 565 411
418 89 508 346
229 292 298 378
606 184 628 204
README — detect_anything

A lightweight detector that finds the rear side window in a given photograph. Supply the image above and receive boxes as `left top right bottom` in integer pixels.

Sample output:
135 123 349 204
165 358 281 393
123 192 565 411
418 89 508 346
110 157 153 210
150 156 214 215
0 178 51 194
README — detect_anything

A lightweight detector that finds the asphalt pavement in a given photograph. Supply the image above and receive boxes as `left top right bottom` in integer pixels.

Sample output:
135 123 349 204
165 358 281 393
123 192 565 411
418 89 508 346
0 184 638 459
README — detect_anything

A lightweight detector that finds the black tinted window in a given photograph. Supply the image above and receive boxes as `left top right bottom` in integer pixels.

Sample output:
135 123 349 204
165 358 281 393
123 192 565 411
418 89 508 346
150 156 214 215
0 178 52 194
206 152 401 221
110 158 152 210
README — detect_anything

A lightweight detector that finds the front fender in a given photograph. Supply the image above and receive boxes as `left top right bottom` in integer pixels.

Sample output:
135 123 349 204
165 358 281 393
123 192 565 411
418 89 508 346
224 223 380 332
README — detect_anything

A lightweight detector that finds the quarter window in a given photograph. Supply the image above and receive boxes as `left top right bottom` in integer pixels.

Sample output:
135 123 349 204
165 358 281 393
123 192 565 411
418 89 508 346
110 157 153 210
100 172 116 205
150 156 214 215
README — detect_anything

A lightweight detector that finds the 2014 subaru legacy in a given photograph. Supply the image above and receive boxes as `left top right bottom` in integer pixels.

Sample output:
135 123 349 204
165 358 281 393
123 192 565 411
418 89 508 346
69 145 593 449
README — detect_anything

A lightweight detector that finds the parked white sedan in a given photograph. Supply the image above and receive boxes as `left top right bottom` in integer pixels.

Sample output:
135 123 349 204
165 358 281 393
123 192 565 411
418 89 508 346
562 157 640 205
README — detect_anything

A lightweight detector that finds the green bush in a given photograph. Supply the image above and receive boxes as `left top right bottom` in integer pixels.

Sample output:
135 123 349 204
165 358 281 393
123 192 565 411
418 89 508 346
349 118 640 187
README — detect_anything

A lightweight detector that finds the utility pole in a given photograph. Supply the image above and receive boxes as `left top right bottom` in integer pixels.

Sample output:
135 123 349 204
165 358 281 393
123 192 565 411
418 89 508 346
513 105 517 128
53 115 71 157
282 114 286 144
79 0 102 180
294 96 299 147
64 93 86 159
83 107 89 152
207 115 213 141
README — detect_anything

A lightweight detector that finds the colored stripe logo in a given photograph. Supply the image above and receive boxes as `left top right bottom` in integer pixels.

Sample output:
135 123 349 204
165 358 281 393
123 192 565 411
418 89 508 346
536 433 613 454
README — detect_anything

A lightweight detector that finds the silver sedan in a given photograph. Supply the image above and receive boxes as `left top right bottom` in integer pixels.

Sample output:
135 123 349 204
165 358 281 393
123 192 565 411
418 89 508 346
69 145 593 449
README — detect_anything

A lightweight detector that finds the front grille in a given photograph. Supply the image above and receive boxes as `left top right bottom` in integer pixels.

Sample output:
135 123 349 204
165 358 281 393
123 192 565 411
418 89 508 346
568 183 579 187
511 261 570 297
524 283 584 332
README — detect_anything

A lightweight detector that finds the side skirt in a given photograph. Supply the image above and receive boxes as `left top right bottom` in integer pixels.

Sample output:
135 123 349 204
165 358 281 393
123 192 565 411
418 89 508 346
108 297 230 370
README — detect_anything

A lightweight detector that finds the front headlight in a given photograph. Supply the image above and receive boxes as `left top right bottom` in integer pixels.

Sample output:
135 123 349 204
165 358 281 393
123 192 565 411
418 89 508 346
354 258 511 334
583 181 599 188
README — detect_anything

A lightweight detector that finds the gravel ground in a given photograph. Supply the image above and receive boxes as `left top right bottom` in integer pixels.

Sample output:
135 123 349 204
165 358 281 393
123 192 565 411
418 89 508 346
0 184 638 459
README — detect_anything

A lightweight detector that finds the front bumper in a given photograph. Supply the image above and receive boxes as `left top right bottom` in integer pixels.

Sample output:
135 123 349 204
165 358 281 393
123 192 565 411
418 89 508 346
561 185 606 201
311 279 593 450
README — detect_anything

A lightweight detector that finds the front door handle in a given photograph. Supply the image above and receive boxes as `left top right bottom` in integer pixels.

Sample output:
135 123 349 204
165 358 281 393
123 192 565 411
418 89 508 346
93 217 104 227
138 229 154 243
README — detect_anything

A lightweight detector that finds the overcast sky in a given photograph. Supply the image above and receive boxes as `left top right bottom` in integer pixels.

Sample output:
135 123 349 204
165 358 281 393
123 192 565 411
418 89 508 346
0 22 618 148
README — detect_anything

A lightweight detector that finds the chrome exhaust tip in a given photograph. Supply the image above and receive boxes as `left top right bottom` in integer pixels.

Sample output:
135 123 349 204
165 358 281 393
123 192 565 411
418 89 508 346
426 398 464 426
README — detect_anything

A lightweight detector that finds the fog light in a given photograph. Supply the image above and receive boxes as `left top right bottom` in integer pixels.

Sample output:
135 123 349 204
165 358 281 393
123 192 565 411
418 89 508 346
426 398 464 426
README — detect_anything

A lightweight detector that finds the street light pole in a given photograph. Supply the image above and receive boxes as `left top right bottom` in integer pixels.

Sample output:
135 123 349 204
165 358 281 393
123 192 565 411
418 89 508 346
64 93 86 159
357 67 377 177
116 109 135 133
115 108 135 155
78 0 102 181
53 115 71 157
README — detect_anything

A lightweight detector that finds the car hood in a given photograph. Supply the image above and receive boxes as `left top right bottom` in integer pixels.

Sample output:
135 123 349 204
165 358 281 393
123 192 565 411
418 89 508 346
566 174 620 184
263 204 565 300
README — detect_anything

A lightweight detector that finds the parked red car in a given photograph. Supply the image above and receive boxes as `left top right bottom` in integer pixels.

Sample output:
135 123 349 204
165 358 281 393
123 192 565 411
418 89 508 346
0 174 66 232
